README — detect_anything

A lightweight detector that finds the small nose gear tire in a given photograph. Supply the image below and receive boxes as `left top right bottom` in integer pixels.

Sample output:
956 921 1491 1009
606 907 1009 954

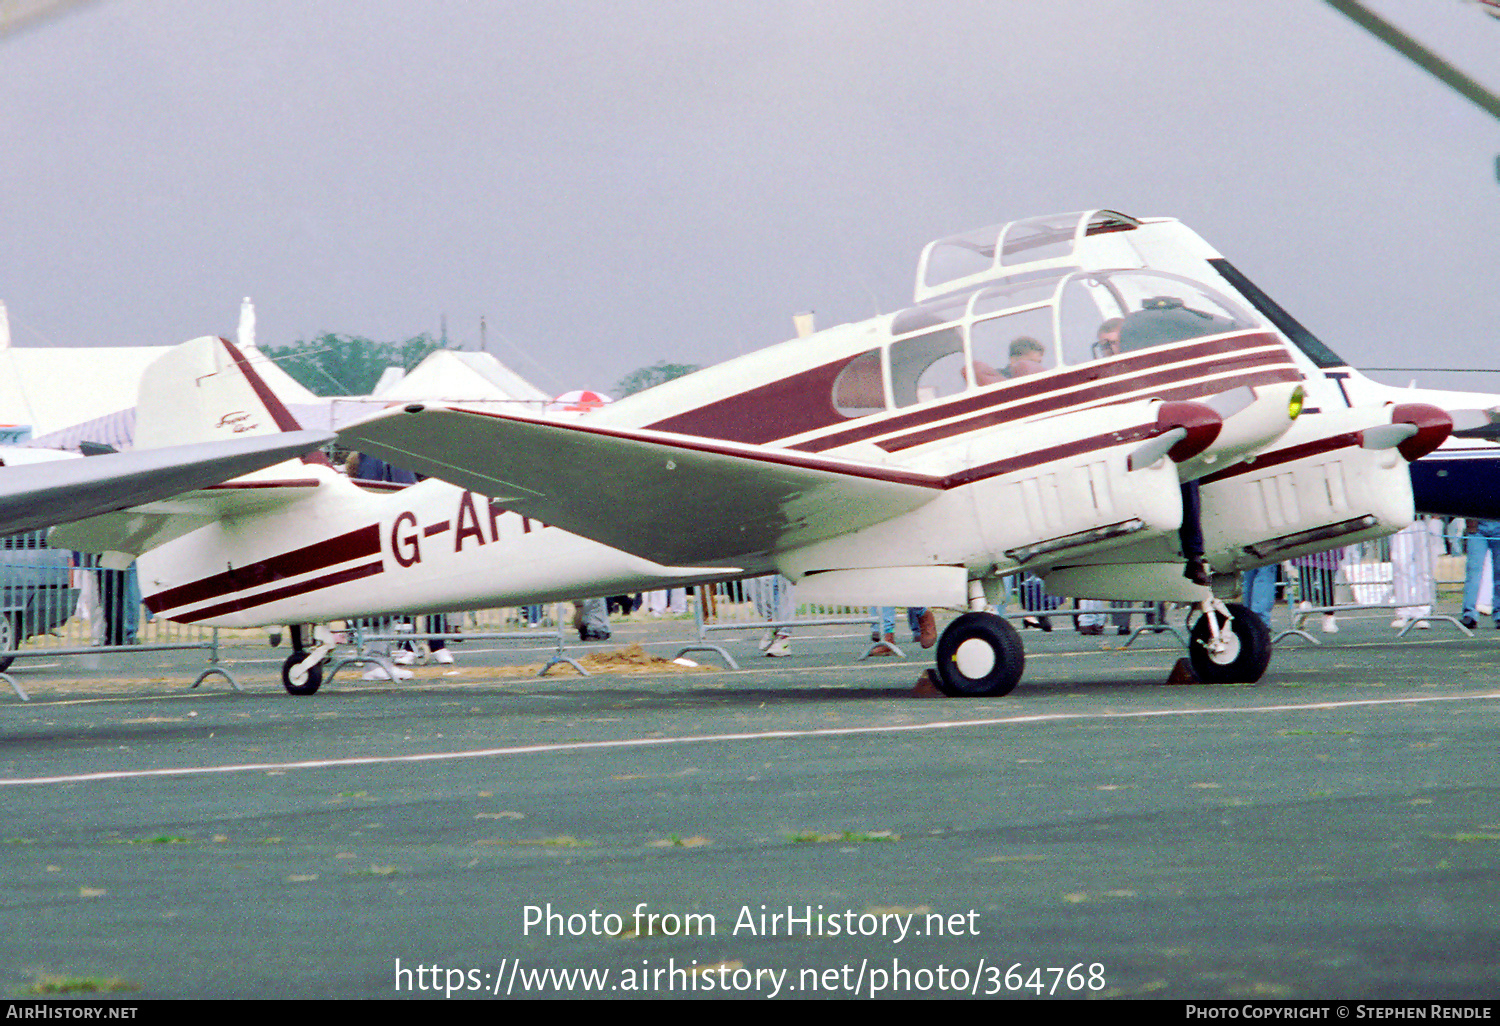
282 652 324 695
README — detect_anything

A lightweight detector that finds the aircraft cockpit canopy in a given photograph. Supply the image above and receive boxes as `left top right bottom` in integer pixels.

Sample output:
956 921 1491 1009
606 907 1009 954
914 209 1142 304
834 266 1261 415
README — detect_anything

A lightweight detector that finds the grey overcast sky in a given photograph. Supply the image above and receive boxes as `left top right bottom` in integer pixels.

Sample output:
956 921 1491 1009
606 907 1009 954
1 0 1497 396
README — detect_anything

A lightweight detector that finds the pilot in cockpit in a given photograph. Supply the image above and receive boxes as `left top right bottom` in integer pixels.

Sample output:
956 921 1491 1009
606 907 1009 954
1092 317 1124 359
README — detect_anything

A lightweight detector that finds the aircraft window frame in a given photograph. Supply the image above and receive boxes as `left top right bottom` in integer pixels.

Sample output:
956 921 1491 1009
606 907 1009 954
965 272 1070 320
997 212 1088 267
1055 268 1262 365
966 305 1059 385
919 224 1003 292
890 294 972 338
888 326 967 409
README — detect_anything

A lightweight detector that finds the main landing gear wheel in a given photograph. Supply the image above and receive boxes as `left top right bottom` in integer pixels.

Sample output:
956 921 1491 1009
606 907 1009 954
933 611 1025 697
1188 601 1272 684
281 651 324 696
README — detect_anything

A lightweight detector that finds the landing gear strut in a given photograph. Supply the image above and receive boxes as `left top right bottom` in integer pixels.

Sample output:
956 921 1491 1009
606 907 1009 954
1188 600 1272 684
933 611 1025 697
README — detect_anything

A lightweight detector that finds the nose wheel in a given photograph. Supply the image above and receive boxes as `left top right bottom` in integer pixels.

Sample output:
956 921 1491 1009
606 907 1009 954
933 611 1025 696
1189 601 1272 683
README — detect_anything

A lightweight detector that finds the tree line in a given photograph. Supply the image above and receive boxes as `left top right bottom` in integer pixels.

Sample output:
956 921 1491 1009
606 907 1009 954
261 334 700 400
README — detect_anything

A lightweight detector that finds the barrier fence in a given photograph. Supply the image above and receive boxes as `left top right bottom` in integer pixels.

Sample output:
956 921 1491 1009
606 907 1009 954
2 517 1495 697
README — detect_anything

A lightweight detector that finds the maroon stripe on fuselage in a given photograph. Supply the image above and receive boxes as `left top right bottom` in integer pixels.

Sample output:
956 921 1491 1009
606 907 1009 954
451 404 1163 492
201 479 321 490
450 407 949 489
879 362 1300 454
646 352 863 443
934 423 1159 488
171 560 385 624
144 524 382 615
790 332 1293 454
1198 432 1365 486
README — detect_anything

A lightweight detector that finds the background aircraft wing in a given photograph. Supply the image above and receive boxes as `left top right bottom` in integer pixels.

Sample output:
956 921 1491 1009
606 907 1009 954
0 430 332 538
339 407 942 566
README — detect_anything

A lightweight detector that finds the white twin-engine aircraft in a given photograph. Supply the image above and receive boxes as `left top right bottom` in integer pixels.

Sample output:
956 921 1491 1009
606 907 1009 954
55 209 1452 697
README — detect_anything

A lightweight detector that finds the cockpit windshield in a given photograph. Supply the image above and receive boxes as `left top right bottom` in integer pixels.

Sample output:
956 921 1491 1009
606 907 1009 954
1057 270 1258 364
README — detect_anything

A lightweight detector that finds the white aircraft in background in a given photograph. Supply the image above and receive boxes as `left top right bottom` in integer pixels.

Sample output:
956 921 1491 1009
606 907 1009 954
57 209 1453 697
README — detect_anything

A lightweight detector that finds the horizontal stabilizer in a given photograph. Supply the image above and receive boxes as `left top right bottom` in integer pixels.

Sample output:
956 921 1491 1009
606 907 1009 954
49 474 325 561
2 430 330 539
339 406 942 566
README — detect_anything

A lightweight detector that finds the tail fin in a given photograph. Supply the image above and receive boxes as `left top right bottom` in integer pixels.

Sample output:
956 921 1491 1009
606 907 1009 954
135 336 330 467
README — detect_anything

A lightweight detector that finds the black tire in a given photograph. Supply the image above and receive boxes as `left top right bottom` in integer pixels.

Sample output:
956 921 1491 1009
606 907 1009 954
1188 602 1272 684
934 611 1025 697
281 651 323 696
0 613 14 674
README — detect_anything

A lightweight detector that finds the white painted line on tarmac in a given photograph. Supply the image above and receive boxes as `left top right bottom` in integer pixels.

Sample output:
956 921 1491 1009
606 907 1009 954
3 690 1498 788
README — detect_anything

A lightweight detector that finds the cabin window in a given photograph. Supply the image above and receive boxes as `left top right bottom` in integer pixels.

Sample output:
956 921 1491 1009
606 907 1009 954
968 308 1056 385
999 212 1083 266
921 225 1002 292
830 348 887 417
890 294 970 338
890 328 966 408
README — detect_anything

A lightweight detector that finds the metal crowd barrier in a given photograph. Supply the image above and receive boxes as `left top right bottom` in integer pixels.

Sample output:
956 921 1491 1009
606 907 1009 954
998 605 1191 648
348 604 588 681
4 512 1493 702
0 557 239 701
1252 518 1476 646
675 580 892 669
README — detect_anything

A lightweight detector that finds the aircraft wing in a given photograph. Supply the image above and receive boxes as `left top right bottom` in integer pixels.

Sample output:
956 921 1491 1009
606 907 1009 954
0 430 332 539
339 406 943 566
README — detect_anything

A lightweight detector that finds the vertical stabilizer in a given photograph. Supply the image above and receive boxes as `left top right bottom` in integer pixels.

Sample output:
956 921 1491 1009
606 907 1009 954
134 336 328 466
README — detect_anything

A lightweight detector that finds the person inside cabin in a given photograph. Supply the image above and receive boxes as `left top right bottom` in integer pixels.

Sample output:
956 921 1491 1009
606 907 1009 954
969 360 1005 386
1003 337 1045 378
1093 317 1124 359
968 337 1044 386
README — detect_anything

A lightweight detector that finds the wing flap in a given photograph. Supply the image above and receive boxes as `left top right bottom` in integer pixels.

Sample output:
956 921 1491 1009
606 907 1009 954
338 407 942 566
